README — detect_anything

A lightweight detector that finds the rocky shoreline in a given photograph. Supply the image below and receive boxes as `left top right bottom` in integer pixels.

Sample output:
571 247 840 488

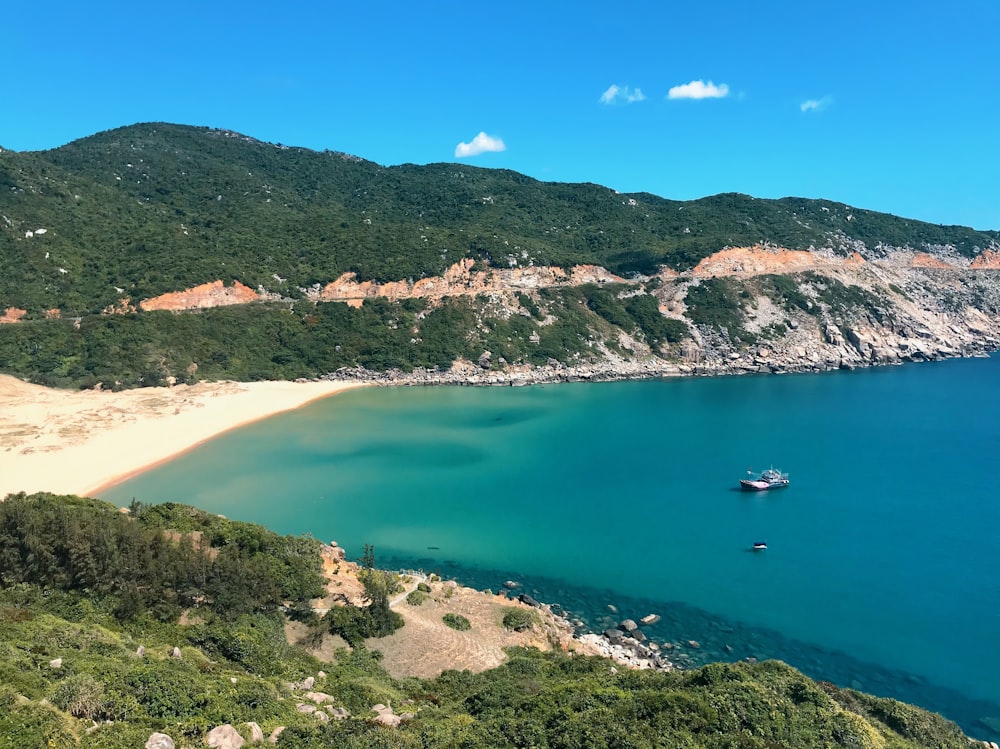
504 590 676 672
321 328 999 390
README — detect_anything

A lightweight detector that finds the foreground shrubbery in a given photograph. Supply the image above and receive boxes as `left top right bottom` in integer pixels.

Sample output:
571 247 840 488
0 493 325 621
0 493 979 748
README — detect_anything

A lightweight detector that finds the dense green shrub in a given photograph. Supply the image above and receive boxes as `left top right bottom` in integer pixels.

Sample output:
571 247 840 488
50 674 113 720
501 607 536 632
442 613 471 631
405 590 428 606
0 494 324 622
685 277 745 335
623 292 689 344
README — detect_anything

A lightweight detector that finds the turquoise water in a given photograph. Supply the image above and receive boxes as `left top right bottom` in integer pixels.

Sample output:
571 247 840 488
102 357 1000 739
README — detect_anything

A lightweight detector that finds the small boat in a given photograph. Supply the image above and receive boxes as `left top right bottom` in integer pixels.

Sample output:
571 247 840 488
740 467 789 491
752 541 767 551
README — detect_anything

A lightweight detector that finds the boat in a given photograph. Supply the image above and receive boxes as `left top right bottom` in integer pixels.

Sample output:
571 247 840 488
752 541 767 551
739 467 789 491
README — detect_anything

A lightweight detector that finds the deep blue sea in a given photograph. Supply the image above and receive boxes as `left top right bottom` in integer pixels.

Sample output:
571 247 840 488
102 356 1000 741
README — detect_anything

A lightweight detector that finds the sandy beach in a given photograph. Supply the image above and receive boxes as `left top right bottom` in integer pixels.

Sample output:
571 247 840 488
0 376 367 499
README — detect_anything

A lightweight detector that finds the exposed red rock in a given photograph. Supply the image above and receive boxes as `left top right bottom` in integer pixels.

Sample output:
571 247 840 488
139 280 261 311
44 308 61 319
692 246 820 277
843 251 866 267
970 249 1000 269
0 308 27 324
910 253 955 269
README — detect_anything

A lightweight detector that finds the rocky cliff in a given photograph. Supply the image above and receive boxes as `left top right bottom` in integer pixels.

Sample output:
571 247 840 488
10 241 1000 385
316 243 1000 385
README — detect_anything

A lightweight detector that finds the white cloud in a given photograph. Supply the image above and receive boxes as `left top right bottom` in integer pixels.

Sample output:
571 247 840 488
800 96 832 113
454 132 506 158
667 80 730 100
600 84 646 105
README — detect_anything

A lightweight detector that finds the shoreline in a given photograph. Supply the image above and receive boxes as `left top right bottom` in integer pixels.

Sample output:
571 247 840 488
3 363 999 742
0 377 369 499
320 343 998 389
2 342 995 500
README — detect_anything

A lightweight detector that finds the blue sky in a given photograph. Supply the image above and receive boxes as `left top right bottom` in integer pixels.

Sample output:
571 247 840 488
3 0 998 230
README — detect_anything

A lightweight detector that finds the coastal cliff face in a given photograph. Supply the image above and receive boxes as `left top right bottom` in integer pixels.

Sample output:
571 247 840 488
118 243 1000 384
659 244 1000 377
4 238 1000 387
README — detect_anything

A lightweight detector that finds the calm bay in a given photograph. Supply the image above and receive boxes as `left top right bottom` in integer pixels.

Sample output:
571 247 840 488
102 356 1000 739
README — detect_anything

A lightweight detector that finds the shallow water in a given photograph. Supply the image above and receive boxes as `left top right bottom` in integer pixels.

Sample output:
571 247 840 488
103 356 1000 739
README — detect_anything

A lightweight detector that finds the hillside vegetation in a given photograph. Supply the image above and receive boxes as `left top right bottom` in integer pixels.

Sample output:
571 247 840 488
1 123 999 388
0 493 979 748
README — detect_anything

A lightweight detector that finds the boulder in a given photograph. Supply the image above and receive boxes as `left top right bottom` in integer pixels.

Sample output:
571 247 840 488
170 646 182 659
296 704 316 714
329 707 350 720
640 614 660 626
136 645 145 657
146 733 175 749
372 704 401 727
49 658 62 669
619 619 638 633
243 722 264 743
206 724 244 748
267 727 285 744
518 594 540 608
304 691 334 704
302 676 315 690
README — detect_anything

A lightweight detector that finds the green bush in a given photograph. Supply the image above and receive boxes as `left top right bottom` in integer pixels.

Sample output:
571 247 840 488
49 674 112 720
501 607 536 632
406 590 428 606
417 582 432 593
442 613 471 631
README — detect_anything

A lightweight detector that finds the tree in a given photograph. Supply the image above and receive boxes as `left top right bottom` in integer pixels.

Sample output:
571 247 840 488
356 546 402 638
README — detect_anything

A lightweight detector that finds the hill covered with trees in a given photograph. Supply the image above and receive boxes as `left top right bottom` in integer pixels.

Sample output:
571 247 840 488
0 493 983 748
1 123 999 389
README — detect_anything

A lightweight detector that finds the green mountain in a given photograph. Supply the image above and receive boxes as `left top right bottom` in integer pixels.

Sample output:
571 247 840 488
1 122 998 389
0 492 983 748
1 122 997 314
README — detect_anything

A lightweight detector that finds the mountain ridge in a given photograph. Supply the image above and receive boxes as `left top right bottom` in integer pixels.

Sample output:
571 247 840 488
1 122 999 389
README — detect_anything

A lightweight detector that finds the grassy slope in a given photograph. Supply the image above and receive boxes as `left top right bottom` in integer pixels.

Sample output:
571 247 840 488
0 493 980 748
